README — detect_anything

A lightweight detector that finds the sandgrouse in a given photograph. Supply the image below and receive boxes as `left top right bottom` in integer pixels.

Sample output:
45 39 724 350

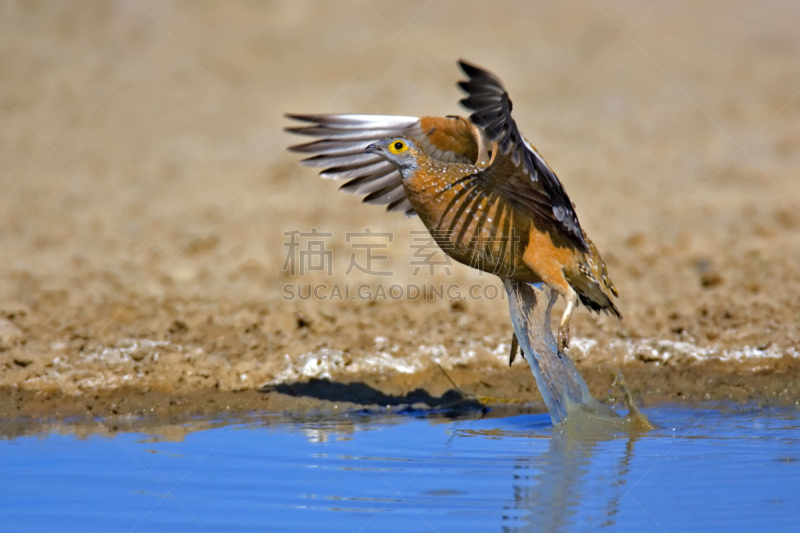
286 60 620 362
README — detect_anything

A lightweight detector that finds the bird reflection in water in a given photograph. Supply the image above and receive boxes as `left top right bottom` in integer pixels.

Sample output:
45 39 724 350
466 415 647 532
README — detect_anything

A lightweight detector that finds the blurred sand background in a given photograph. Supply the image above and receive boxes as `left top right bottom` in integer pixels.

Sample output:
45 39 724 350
1 0 799 418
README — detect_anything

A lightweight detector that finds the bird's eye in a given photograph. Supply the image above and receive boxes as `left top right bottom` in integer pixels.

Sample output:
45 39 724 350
389 140 407 154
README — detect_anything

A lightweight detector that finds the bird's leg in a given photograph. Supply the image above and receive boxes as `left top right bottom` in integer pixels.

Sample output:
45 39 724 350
508 332 525 366
558 289 579 352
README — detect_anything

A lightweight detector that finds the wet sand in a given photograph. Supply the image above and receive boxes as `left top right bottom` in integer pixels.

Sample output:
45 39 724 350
1 1 799 420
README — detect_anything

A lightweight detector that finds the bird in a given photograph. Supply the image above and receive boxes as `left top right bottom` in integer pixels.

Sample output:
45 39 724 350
285 60 620 362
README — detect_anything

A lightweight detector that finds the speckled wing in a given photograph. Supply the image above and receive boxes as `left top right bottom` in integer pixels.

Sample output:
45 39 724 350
457 60 589 251
285 114 482 217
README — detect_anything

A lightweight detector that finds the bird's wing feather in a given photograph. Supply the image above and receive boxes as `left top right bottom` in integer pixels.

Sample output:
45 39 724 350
285 113 484 217
457 60 588 251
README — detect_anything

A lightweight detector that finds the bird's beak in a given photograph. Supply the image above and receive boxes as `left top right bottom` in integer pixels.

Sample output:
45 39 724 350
365 143 381 154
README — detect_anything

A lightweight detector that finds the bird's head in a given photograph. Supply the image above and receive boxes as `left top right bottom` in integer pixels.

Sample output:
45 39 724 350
365 137 424 178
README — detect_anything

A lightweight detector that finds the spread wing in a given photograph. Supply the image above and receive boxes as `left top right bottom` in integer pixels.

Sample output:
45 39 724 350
457 60 589 251
285 114 485 217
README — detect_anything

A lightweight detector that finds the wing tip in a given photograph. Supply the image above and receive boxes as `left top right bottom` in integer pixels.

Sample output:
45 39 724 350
284 125 312 135
285 139 320 153
457 59 505 88
284 113 318 123
457 59 482 77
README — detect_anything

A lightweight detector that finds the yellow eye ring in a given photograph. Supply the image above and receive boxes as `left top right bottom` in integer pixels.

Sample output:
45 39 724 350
388 140 407 154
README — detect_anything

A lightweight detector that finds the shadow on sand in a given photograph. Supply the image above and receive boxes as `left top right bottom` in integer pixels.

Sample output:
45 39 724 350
262 378 486 414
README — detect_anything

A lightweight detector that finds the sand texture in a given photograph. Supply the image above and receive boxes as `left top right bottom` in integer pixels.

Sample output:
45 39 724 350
1 1 799 419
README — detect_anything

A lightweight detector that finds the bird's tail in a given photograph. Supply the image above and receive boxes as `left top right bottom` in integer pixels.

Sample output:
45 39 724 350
565 236 621 319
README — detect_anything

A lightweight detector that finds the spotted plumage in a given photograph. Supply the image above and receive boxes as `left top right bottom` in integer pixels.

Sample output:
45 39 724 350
286 60 621 356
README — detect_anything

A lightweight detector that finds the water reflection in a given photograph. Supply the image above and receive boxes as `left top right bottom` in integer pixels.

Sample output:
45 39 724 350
288 408 647 531
461 418 643 532
3 406 799 532
511 432 637 531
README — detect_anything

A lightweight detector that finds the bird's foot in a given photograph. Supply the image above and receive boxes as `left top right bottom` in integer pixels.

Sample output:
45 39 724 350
557 326 570 353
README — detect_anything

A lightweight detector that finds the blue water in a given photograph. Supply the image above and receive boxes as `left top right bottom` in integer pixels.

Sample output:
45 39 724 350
2 406 799 532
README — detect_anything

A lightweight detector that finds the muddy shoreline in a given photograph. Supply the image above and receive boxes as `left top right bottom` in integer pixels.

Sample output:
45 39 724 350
2 2 799 423
3 354 798 421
